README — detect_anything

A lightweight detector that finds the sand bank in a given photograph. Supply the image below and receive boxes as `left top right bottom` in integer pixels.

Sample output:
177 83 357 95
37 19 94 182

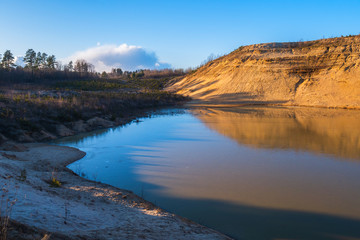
0 142 230 239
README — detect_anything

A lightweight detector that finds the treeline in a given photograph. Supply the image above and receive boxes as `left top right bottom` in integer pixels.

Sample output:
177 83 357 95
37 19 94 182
0 48 189 84
0 49 99 83
104 68 189 79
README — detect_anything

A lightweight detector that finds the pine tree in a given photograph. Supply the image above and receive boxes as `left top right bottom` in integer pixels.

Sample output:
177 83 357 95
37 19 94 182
35 52 42 68
41 53 48 68
1 50 15 69
23 49 36 69
46 55 56 69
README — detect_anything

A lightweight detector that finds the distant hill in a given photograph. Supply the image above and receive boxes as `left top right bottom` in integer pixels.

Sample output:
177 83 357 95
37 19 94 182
168 35 360 108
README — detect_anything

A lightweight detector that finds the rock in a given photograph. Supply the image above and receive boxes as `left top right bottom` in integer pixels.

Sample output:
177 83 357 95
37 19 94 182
31 130 56 141
1 152 17 160
0 133 8 145
56 124 74 137
17 133 34 143
86 117 114 129
72 120 88 132
0 141 28 152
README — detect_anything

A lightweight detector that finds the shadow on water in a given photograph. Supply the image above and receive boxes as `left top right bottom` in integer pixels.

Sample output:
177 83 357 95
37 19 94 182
156 196 360 240
104 161 360 240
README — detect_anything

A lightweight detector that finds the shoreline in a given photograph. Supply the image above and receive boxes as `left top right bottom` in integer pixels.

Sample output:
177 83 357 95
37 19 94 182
2 103 359 239
183 99 360 110
0 140 230 239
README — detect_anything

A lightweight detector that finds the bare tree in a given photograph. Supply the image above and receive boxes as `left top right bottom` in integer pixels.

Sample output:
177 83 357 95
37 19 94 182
88 63 95 73
74 59 95 74
67 61 74 72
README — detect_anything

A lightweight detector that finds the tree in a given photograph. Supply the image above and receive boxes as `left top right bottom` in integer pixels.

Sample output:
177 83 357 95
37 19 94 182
111 68 123 76
101 71 108 78
74 59 87 73
88 63 95 73
67 61 73 72
46 55 56 69
74 60 81 72
41 53 48 68
74 59 94 73
56 61 63 71
1 50 15 69
23 49 37 69
136 69 144 78
35 52 42 68
115 68 123 75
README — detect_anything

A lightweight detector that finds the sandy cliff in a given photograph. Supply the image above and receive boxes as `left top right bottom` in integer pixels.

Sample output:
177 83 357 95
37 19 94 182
169 35 360 108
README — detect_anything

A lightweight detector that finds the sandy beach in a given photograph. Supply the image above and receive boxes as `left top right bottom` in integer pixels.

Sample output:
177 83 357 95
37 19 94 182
0 142 230 239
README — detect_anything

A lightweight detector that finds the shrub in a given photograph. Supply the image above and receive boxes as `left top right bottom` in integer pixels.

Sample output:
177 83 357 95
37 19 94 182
0 184 17 240
49 177 61 188
17 170 26 182
49 171 61 188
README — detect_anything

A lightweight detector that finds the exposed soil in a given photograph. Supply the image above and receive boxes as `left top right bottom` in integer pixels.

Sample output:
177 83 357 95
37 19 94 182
168 35 360 109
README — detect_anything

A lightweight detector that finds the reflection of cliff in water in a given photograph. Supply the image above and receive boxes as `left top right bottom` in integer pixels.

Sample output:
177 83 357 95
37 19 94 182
191 106 360 161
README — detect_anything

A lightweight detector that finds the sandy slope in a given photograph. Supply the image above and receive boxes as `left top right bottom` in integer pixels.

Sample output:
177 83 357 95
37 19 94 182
168 35 360 108
0 142 229 240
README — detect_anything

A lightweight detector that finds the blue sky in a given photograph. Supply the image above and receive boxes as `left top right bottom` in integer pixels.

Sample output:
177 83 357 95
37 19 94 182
1 0 359 71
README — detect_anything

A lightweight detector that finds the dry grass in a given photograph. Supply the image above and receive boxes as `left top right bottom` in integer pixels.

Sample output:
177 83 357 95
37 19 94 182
0 76 189 142
0 184 17 240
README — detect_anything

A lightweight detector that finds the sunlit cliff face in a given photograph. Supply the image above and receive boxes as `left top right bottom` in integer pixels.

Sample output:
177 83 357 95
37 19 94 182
168 35 360 108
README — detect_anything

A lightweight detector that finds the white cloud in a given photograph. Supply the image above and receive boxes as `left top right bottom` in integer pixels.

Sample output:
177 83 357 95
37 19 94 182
14 56 25 67
64 44 171 72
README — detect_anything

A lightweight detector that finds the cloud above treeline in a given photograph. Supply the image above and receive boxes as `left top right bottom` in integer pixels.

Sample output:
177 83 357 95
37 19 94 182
14 56 25 67
65 44 171 72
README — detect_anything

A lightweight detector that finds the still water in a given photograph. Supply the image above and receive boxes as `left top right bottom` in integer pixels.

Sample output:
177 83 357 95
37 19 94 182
55 106 360 240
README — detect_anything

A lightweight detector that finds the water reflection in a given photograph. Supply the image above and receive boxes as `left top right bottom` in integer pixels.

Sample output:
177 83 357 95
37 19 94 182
56 107 360 240
191 106 360 160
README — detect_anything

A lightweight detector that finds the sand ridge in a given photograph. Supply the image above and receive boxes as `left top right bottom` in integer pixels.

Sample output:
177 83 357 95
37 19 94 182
168 35 360 109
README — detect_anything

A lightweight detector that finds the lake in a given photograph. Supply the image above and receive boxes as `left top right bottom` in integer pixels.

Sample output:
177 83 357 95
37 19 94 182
55 106 360 240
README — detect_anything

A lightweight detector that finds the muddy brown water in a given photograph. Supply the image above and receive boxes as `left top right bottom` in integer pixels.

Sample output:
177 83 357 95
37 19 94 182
55 106 360 240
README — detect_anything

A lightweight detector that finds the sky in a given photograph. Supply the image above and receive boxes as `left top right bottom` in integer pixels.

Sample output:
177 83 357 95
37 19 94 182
1 0 360 71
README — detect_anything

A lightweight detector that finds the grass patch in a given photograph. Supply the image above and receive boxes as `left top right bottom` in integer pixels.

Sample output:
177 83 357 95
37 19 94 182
49 177 61 188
